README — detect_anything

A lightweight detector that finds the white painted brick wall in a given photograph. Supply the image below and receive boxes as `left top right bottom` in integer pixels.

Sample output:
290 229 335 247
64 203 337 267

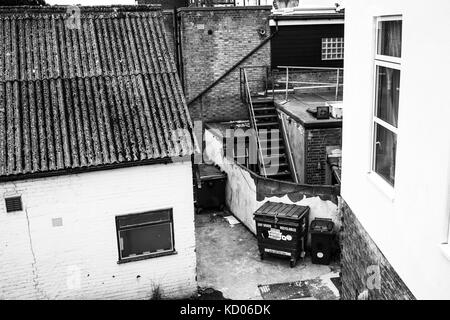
0 161 197 300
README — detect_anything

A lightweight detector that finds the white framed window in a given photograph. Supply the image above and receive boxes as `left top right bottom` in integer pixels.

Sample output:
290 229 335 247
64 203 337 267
321 37 344 60
115 209 175 263
371 16 402 188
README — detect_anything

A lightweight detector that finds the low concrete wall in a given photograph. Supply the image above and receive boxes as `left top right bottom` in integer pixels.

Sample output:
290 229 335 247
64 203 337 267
204 128 259 233
204 128 341 243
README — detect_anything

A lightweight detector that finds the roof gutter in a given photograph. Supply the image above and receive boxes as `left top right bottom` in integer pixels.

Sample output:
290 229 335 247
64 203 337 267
0 156 188 183
270 13 344 21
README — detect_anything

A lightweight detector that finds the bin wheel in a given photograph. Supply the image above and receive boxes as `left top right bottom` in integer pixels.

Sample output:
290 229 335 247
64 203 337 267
290 258 297 268
260 252 265 260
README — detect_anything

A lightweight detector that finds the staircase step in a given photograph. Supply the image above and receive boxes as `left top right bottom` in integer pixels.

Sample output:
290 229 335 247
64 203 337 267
259 137 282 143
261 143 284 149
256 121 279 127
261 151 285 158
257 132 281 138
252 97 274 104
254 114 277 119
261 161 289 168
253 106 276 112
262 153 286 159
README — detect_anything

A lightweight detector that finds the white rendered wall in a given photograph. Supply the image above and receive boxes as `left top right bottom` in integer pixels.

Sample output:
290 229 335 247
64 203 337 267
0 161 197 300
341 0 450 299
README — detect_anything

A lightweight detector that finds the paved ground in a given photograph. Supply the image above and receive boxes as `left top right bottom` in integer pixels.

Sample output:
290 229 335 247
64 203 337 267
195 211 340 300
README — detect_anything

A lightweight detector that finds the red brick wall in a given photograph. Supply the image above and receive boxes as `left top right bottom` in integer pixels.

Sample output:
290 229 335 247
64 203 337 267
178 7 272 122
340 199 415 300
305 127 342 185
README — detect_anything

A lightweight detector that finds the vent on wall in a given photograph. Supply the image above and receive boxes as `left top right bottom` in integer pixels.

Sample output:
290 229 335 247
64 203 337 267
5 196 23 213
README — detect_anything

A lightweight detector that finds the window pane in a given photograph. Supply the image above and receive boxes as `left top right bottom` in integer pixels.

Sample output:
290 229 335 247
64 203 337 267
377 20 402 58
321 37 344 60
374 124 397 186
119 222 173 258
117 210 171 228
376 66 400 127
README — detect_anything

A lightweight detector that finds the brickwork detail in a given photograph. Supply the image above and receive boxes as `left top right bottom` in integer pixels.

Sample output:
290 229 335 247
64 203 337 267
340 199 415 300
179 8 272 122
305 127 342 185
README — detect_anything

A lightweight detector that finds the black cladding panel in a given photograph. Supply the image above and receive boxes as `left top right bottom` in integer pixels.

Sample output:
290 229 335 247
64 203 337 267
271 24 344 68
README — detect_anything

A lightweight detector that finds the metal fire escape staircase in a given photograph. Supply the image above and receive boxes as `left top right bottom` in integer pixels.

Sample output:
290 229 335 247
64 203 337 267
240 67 296 182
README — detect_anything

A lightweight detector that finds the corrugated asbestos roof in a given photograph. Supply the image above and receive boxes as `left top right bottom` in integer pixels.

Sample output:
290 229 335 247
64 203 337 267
0 5 194 179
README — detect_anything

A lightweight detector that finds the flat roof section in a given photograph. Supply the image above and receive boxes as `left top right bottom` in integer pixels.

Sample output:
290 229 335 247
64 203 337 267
275 92 342 129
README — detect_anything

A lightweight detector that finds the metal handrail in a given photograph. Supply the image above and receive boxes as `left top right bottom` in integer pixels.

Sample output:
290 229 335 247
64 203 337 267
242 69 267 177
276 66 344 101
277 66 344 70
240 65 271 101
279 113 299 183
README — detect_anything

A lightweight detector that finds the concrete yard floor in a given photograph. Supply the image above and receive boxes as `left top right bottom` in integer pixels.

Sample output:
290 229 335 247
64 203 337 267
195 211 341 300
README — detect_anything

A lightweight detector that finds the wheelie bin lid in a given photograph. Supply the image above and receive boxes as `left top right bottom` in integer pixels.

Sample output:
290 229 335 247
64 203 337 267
254 201 309 221
198 164 226 181
310 218 334 234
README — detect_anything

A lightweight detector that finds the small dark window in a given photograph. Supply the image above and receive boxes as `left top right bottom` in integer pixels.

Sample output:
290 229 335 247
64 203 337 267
5 196 23 212
116 209 175 263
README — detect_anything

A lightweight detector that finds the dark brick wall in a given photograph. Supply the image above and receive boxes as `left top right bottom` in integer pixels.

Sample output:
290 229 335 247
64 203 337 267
178 7 272 122
305 127 342 185
340 199 416 300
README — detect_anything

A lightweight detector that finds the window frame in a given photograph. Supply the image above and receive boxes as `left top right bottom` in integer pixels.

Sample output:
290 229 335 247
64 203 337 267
370 15 402 191
321 37 344 61
115 208 176 264
374 16 402 65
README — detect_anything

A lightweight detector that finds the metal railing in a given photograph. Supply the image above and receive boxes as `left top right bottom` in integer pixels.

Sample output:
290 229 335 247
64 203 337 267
238 65 344 180
275 66 344 102
278 113 299 183
240 68 267 177
239 65 272 101
189 0 272 7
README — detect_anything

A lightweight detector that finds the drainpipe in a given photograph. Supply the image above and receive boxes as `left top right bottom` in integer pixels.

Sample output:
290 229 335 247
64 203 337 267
175 8 185 92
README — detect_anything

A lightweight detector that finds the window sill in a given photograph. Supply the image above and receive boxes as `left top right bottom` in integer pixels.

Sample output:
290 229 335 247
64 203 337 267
6 210 25 214
367 172 395 202
117 250 177 264
439 244 450 261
